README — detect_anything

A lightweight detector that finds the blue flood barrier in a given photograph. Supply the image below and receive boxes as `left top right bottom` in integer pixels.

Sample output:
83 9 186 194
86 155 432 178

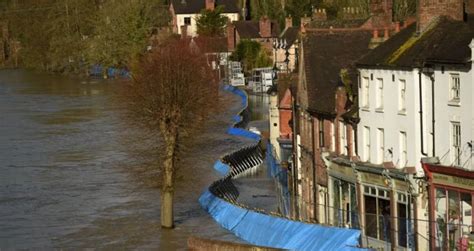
199 190 365 251
214 160 231 176
227 127 261 141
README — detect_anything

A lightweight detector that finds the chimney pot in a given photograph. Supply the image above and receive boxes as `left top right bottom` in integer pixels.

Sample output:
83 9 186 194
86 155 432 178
285 16 293 29
373 29 379 39
395 22 400 33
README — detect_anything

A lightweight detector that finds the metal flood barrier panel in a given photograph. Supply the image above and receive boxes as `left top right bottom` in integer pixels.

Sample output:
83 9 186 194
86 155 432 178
199 190 364 251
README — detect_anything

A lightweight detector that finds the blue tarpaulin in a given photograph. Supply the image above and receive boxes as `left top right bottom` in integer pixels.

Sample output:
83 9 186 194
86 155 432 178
199 190 364 251
200 84 366 250
213 160 230 176
227 127 261 140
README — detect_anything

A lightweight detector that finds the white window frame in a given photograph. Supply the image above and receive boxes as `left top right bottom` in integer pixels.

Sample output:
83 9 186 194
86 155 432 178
339 121 347 155
376 78 384 110
377 128 385 164
398 79 406 114
364 126 371 162
361 77 370 109
449 74 460 102
451 122 461 166
331 122 336 152
399 131 407 168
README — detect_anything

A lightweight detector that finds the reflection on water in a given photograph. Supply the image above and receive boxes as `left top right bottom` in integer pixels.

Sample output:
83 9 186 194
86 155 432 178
247 94 269 122
0 70 258 249
32 108 99 125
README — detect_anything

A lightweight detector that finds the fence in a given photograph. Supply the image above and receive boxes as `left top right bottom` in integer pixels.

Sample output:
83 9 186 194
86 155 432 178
266 142 291 217
293 196 474 250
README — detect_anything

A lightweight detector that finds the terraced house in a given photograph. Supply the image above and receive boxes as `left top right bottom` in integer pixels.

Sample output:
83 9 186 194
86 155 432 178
356 0 474 249
170 0 240 37
281 0 474 250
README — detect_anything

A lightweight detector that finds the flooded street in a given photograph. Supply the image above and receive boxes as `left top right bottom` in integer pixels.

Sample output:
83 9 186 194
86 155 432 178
0 70 269 249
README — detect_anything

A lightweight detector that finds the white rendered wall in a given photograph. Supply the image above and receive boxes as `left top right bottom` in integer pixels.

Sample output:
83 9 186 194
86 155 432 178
176 13 239 37
269 94 282 160
431 67 473 170
358 69 424 173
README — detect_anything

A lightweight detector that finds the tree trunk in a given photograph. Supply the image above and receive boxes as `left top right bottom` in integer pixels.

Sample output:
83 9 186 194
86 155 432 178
161 133 176 228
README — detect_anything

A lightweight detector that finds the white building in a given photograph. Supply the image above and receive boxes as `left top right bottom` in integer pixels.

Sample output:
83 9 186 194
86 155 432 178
355 9 474 250
170 0 239 37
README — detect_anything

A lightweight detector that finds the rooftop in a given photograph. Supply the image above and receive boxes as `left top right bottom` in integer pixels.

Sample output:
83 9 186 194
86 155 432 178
171 0 239 14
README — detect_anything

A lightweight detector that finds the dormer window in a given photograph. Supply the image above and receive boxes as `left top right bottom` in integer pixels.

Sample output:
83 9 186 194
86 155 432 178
449 74 460 103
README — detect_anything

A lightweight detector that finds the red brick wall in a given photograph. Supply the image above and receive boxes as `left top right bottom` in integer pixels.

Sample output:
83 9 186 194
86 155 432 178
227 22 236 51
418 0 463 32
279 109 292 139
259 16 272 38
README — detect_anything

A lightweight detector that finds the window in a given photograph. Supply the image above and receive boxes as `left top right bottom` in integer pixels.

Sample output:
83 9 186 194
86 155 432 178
399 131 407 168
339 121 347 155
361 77 370 108
364 186 391 241
398 79 406 113
451 122 461 166
331 122 336 152
449 74 460 102
332 180 359 228
377 128 384 164
318 119 325 147
364 126 371 162
376 78 384 110
434 188 473 250
184 17 191 25
397 193 412 248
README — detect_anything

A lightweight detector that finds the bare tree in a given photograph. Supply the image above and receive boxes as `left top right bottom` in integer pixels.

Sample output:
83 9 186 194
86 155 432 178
120 38 219 228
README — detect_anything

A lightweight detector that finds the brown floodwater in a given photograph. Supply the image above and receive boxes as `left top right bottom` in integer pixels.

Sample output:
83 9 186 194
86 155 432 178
0 70 268 250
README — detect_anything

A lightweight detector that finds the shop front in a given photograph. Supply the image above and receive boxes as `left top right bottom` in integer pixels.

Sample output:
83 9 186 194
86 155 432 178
423 164 474 251
326 157 360 229
356 165 415 251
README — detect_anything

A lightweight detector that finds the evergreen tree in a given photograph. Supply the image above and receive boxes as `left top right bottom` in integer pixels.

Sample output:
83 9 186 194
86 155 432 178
196 6 228 37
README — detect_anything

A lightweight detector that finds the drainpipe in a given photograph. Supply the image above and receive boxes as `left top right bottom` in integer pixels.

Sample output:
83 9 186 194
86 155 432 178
291 99 299 219
311 117 318 222
418 69 428 156
430 74 435 157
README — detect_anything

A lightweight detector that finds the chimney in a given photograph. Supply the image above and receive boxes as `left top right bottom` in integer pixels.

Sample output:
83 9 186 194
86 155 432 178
312 8 327 21
369 0 393 28
466 0 474 15
227 21 236 51
205 0 215 11
285 16 293 30
259 16 272 38
417 0 463 33
335 85 347 115
181 25 188 38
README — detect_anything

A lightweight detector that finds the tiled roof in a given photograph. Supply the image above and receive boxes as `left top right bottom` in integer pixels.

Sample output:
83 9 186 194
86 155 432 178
303 30 372 115
357 17 474 68
280 27 299 49
234 21 280 39
171 0 239 14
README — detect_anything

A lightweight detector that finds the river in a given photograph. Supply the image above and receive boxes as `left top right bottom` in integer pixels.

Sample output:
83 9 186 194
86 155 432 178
0 70 268 249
